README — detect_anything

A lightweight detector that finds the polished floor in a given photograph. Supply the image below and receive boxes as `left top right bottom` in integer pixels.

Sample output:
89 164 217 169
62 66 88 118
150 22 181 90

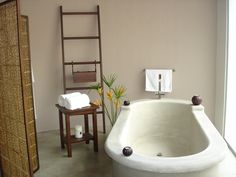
34 130 236 177
34 130 112 177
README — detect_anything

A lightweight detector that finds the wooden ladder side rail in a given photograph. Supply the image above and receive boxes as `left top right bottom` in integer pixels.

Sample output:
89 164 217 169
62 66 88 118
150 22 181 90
97 5 106 133
60 6 66 93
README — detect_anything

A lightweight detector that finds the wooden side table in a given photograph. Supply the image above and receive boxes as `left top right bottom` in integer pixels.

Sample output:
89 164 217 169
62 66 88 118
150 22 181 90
55 103 99 157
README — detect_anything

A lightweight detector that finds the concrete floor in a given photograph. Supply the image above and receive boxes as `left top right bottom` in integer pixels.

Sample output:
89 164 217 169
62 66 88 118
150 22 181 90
34 130 112 177
34 130 236 177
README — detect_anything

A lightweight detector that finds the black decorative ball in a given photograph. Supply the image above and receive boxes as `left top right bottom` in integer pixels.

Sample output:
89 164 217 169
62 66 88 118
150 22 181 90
192 95 202 105
123 100 130 106
122 146 133 156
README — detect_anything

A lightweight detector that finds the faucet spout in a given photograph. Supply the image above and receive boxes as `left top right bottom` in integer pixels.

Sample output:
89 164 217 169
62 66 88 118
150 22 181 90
155 74 165 99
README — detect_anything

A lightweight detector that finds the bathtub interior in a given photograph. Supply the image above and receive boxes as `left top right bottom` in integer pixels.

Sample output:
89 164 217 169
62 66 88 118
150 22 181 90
121 101 209 157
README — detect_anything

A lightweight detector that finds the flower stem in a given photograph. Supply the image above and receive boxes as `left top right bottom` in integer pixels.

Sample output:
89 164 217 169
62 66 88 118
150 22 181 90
103 102 113 126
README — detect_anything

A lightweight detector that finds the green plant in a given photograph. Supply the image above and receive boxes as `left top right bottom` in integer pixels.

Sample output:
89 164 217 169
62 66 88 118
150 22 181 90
90 74 126 126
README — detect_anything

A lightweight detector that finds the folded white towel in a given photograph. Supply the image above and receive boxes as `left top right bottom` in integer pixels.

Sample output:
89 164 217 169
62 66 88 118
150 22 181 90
58 92 81 107
64 94 90 110
145 69 172 93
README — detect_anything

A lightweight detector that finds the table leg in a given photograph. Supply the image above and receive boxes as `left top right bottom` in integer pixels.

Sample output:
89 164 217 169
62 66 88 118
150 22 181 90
65 114 72 157
92 111 98 152
84 114 89 144
102 108 106 134
59 110 65 149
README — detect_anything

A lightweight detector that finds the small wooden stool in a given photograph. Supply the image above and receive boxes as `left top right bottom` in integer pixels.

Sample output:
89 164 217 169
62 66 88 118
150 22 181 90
55 103 99 157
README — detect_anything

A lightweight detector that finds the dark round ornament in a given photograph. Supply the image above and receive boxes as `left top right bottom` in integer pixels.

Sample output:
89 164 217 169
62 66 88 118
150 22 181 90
192 95 202 105
123 100 130 106
122 146 133 156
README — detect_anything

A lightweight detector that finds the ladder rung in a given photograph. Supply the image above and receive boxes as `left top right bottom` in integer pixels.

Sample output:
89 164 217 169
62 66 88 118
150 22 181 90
64 36 99 40
64 61 101 65
66 86 93 90
62 12 98 15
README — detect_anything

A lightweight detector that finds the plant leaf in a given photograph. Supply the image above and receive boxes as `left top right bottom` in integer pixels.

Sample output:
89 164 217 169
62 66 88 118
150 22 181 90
103 74 117 88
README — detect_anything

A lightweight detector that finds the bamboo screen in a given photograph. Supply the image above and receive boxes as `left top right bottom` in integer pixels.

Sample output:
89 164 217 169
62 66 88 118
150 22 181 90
20 15 39 172
0 1 33 177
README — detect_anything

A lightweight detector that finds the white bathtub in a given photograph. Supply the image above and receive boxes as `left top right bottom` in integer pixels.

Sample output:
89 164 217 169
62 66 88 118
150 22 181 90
105 99 228 177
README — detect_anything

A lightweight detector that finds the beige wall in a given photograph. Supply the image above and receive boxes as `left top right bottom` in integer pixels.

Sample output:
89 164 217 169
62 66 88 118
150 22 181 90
20 0 217 132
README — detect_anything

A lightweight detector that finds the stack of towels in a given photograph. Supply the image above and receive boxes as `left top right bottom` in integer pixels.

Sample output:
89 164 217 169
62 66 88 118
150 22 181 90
58 92 90 110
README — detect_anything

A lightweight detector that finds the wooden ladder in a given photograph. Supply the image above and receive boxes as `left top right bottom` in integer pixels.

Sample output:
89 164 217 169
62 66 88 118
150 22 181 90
59 5 106 133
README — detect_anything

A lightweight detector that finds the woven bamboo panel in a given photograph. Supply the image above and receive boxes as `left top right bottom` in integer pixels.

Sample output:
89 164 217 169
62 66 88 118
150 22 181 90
24 85 33 98
0 1 32 177
0 47 6 65
6 46 20 65
29 133 36 146
31 156 38 172
23 71 31 85
0 6 6 30
22 57 30 70
5 3 17 46
4 66 21 85
25 108 34 123
0 30 7 49
24 97 33 113
17 122 26 139
20 15 39 172
19 139 28 158
20 33 28 47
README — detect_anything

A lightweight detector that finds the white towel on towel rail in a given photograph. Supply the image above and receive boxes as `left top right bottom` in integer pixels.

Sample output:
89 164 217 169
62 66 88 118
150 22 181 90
145 69 172 93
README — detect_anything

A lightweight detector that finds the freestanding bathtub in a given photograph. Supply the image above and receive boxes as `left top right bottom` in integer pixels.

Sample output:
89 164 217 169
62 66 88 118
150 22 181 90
105 99 228 177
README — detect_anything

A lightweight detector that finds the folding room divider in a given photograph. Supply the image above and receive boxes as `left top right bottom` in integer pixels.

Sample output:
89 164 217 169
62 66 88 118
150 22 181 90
0 0 38 176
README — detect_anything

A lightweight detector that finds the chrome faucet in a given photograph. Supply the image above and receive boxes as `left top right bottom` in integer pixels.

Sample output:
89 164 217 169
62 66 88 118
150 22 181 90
155 74 165 99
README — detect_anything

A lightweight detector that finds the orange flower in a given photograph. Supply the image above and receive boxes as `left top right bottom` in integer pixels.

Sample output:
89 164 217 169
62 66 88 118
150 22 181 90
119 87 125 96
93 99 101 106
114 99 121 108
114 86 126 99
98 87 103 96
106 90 113 100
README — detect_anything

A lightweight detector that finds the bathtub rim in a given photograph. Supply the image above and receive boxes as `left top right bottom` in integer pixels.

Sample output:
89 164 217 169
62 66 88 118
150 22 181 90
105 99 228 173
